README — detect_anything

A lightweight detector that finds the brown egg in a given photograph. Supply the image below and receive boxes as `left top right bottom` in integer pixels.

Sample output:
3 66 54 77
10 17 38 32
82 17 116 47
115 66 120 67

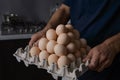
73 29 80 39
65 24 73 31
80 48 87 58
46 40 56 54
39 50 49 62
74 50 82 58
57 56 69 69
57 33 70 45
56 24 67 35
46 29 57 40
30 46 40 56
67 53 76 62
66 42 76 53
74 40 81 49
38 38 48 50
48 54 59 66
80 38 87 48
67 32 75 41
54 44 67 56
86 46 91 52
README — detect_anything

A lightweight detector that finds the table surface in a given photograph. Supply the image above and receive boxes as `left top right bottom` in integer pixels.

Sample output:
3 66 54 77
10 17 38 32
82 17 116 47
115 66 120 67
0 33 32 40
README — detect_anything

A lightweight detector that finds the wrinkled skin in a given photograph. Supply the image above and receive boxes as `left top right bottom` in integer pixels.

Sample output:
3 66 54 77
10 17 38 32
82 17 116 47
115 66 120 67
83 42 118 72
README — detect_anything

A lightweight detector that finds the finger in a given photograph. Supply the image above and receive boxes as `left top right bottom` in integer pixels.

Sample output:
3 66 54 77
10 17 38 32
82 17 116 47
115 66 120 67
33 40 39 47
88 49 100 70
99 56 108 64
29 34 40 47
29 39 37 47
29 40 35 47
97 60 111 72
88 53 99 70
83 50 92 62
95 56 107 71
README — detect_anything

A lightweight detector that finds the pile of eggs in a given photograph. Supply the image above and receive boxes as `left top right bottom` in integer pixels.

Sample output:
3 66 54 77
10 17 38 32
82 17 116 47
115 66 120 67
30 24 90 69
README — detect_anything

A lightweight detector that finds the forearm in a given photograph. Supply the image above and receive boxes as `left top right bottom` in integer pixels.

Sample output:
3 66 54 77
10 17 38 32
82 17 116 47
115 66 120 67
103 33 120 54
43 4 70 32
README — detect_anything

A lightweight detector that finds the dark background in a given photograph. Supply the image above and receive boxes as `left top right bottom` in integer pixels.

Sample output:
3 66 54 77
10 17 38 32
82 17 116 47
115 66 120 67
0 39 55 80
0 0 62 80
0 0 62 25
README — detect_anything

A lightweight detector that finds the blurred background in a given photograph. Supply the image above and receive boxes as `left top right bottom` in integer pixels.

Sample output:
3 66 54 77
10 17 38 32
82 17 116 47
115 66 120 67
0 0 62 80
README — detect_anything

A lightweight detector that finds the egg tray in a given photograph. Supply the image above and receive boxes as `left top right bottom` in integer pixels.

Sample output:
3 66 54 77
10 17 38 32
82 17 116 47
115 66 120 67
13 45 89 80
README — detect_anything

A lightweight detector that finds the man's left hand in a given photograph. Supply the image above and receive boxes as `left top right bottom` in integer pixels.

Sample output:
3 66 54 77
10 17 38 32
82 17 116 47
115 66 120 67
83 42 117 72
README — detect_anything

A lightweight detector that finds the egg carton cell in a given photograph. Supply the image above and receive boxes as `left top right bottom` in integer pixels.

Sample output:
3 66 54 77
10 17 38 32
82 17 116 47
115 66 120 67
13 45 89 80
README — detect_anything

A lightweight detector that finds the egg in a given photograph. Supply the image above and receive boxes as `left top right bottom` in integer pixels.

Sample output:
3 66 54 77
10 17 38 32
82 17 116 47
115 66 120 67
46 29 57 40
39 50 49 62
86 46 91 52
30 46 40 56
80 48 87 58
38 38 48 50
74 50 82 58
65 24 73 31
66 42 76 53
56 24 67 35
67 32 75 41
80 38 87 48
48 54 59 66
57 56 69 69
54 44 67 56
73 29 80 39
57 33 70 45
46 40 56 54
74 40 81 49
67 53 76 62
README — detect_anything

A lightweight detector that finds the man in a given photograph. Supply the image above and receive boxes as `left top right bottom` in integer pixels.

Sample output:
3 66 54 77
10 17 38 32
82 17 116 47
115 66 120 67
29 0 120 80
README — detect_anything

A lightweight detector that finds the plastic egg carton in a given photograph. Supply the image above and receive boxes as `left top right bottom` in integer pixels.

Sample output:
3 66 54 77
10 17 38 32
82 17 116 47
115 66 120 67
13 45 89 80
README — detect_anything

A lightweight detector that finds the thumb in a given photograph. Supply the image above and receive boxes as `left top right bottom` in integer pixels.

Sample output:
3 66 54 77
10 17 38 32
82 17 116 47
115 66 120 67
33 40 39 47
83 51 92 62
29 33 41 47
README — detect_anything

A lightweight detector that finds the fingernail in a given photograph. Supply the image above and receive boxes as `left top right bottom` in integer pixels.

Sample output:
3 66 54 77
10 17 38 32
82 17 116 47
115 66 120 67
82 59 86 62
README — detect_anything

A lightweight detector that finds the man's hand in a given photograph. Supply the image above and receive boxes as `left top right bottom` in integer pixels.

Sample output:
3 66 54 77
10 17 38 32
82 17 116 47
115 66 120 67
29 30 45 47
29 4 70 47
83 33 120 72
83 42 118 72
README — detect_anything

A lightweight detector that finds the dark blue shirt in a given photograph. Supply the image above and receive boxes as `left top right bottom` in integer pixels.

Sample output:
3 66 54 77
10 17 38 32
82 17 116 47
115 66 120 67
63 0 120 47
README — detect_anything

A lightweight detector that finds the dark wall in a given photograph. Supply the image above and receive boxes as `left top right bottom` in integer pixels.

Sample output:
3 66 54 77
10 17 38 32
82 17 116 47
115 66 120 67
0 0 62 25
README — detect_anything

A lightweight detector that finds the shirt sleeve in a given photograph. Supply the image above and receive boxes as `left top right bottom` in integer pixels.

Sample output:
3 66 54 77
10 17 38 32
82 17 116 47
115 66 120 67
62 0 72 7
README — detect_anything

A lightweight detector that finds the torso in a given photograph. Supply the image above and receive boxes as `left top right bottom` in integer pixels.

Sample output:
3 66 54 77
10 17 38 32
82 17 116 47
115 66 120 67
64 0 120 47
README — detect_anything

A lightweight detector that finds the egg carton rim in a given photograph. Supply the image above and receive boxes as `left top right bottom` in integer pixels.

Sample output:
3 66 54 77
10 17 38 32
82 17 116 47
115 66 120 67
13 45 89 80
